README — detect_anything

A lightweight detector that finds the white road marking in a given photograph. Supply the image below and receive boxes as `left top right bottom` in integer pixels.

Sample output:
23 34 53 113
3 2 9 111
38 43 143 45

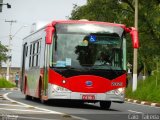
0 108 53 113
128 110 143 114
3 92 32 107
3 92 88 120
0 103 27 107
15 116 59 120
3 92 62 114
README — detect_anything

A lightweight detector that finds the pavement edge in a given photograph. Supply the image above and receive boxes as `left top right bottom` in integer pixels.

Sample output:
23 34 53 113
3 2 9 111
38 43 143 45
125 98 160 107
0 88 20 91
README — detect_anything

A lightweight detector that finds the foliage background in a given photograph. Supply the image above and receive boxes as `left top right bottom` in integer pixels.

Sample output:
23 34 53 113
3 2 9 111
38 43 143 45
0 43 8 67
69 0 160 74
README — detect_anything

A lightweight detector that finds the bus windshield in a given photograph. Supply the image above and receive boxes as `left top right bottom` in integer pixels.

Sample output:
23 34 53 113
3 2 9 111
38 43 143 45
50 23 124 70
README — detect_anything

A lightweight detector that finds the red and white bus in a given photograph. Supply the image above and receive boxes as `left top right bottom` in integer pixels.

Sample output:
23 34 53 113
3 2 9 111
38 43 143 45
20 20 139 109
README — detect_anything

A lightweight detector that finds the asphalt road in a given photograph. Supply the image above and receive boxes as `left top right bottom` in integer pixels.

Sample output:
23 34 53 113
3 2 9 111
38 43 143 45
0 90 160 120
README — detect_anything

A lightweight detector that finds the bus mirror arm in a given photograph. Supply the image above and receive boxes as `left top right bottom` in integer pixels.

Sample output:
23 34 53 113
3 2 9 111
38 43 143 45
125 27 139 49
45 24 55 44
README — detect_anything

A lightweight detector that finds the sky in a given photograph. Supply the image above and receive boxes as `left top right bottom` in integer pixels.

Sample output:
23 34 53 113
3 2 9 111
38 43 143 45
0 0 86 67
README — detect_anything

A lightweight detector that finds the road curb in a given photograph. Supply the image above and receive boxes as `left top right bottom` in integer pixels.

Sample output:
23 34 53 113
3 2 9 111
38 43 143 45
125 98 160 108
0 88 20 91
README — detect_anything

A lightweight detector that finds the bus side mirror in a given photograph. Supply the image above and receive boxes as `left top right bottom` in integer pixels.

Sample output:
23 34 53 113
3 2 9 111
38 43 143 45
45 25 55 44
130 27 139 48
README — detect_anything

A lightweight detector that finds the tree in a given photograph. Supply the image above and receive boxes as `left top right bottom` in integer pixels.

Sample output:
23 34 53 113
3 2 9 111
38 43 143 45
69 0 160 75
0 43 8 67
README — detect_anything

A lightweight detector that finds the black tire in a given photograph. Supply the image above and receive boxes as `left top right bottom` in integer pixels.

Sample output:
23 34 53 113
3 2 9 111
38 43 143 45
25 95 32 100
41 99 46 104
100 101 111 110
39 81 49 105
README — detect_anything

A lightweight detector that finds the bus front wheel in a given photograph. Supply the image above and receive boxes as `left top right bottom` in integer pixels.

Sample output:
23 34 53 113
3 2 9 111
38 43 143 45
100 101 111 110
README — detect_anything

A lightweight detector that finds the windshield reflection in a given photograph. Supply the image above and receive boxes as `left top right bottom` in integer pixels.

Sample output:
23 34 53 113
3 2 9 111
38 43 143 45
50 24 124 70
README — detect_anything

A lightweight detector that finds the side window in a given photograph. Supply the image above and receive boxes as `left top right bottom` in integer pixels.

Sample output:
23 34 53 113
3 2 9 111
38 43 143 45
112 48 122 68
29 39 41 68
26 46 28 57
32 43 35 67
50 37 56 67
36 42 40 66
29 44 32 67
34 43 37 66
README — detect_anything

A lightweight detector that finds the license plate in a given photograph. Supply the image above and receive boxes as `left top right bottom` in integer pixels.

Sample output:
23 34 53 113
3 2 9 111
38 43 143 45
82 95 95 100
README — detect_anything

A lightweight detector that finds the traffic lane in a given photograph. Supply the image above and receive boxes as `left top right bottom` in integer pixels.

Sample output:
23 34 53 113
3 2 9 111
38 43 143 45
8 90 160 114
1 91 82 120
1 114 78 120
8 90 160 119
126 102 160 114
6 91 130 120
111 102 160 114
9 90 160 114
8 90 123 114
0 89 11 94
2 93 128 120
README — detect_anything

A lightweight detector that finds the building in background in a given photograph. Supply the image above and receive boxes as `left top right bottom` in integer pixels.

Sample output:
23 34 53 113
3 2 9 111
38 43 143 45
0 67 20 81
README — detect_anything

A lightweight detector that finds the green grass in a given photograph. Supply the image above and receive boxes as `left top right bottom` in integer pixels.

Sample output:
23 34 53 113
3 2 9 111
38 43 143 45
0 78 16 88
126 72 160 103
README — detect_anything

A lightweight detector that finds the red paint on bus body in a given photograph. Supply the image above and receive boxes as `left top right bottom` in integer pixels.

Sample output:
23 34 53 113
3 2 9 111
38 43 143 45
45 23 55 44
24 78 30 95
130 27 139 48
48 68 126 93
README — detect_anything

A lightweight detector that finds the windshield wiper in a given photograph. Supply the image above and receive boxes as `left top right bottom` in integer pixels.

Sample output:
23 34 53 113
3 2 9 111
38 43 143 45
53 66 80 71
91 64 119 76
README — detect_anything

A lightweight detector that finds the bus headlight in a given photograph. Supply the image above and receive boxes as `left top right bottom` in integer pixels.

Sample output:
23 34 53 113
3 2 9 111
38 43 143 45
114 87 125 95
53 84 71 93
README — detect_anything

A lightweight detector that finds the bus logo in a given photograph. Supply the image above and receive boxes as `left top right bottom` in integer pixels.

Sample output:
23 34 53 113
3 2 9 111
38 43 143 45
85 81 93 86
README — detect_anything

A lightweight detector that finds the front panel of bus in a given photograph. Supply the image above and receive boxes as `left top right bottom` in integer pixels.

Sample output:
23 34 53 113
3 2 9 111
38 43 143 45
48 23 126 102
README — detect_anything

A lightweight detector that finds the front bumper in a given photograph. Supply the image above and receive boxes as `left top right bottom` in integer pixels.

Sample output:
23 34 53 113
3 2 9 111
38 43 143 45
48 84 125 102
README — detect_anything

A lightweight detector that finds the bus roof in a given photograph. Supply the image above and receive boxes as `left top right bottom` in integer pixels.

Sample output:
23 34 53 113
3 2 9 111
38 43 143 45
52 20 126 28
23 20 127 40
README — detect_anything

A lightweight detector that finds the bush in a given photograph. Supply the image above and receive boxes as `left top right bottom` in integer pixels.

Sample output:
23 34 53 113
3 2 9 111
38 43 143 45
0 78 15 88
126 74 160 103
